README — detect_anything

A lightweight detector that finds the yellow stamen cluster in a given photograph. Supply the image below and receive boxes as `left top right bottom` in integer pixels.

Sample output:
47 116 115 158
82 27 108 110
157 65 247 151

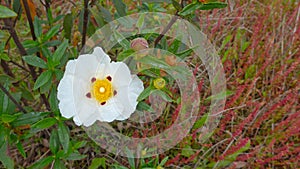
92 79 113 103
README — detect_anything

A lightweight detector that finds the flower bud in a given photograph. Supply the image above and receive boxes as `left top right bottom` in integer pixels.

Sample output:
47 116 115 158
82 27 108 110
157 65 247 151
130 38 149 51
153 77 166 90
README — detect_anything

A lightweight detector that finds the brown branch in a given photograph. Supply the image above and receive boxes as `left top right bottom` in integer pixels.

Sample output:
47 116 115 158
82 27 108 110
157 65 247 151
154 15 179 47
21 0 37 40
82 0 89 49
3 19 50 111
0 83 28 113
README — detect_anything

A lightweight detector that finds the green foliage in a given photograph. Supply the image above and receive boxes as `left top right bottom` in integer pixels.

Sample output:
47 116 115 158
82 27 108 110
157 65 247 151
0 5 17 18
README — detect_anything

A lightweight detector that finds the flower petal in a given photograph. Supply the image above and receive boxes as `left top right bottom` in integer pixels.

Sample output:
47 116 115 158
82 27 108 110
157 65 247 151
115 75 144 120
97 98 124 122
92 47 111 64
75 47 110 81
57 60 77 118
106 62 132 88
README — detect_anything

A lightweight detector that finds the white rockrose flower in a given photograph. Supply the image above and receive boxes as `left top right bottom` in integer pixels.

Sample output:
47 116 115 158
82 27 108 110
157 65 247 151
57 47 144 127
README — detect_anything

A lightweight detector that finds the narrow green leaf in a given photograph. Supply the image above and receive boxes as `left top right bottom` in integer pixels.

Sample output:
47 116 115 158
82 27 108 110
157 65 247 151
90 5 106 27
178 3 202 16
73 141 87 149
49 87 59 113
23 55 47 69
0 5 17 18
66 152 87 160
192 113 208 129
49 130 59 154
63 14 73 40
137 86 155 102
33 16 42 38
58 121 70 153
33 70 52 90
29 156 54 169
137 101 154 112
0 143 14 169
1 114 19 123
172 0 182 11
88 157 106 169
117 49 135 61
205 90 234 101
159 156 169 166
52 40 68 64
44 24 61 41
53 159 67 169
11 112 48 127
99 5 112 22
112 0 127 17
198 2 227 10
0 53 10 61
16 141 26 158
31 117 57 132
152 90 173 102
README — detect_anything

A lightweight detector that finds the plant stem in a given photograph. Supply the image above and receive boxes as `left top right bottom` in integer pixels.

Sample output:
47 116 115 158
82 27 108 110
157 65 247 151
21 0 37 40
82 0 89 49
0 83 28 113
154 14 179 47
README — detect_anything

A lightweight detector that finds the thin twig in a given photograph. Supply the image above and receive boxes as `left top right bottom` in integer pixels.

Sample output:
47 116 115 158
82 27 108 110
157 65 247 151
82 0 89 49
0 83 27 113
21 0 37 40
154 14 179 47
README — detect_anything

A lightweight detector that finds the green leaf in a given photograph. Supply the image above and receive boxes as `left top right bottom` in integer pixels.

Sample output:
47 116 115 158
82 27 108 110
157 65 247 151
0 143 14 169
49 130 59 154
137 101 154 112
178 2 202 16
66 152 86 160
88 157 106 169
1 114 19 123
0 5 17 18
112 0 127 17
205 90 234 101
31 117 57 132
137 86 155 102
58 121 70 153
16 141 26 158
49 87 59 113
90 5 106 27
23 55 47 69
11 112 48 127
63 14 73 40
181 145 195 157
0 53 10 61
44 24 61 41
33 16 42 38
192 113 208 129
113 31 130 50
52 40 68 64
53 159 67 169
159 156 169 166
152 90 173 102
29 156 54 169
245 65 256 79
99 5 112 22
33 70 52 90
172 0 182 11
73 141 87 149
198 2 227 10
117 49 135 61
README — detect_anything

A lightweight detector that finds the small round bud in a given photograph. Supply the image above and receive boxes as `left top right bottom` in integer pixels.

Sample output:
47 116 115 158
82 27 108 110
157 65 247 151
153 77 166 90
130 38 149 51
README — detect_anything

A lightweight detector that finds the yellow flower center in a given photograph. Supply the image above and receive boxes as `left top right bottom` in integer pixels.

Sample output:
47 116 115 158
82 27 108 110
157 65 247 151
92 78 113 104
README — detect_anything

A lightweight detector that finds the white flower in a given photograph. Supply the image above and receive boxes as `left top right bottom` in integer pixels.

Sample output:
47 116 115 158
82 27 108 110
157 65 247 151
57 47 144 127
